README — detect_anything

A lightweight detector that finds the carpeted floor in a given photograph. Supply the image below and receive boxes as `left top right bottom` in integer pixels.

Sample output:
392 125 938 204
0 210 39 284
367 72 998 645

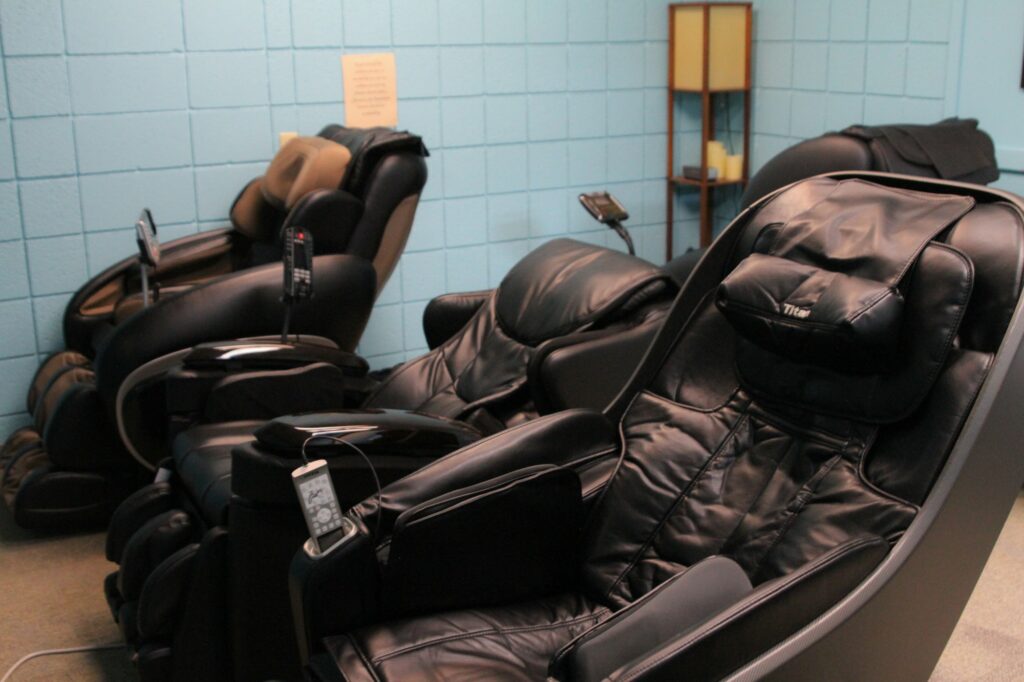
0 494 1021 681
0 512 134 681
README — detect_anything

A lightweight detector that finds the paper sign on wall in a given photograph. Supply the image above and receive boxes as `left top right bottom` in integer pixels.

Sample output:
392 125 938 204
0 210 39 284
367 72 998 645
341 53 398 128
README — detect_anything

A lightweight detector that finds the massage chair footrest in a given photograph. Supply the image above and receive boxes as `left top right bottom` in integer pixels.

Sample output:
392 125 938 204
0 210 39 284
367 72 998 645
8 466 140 530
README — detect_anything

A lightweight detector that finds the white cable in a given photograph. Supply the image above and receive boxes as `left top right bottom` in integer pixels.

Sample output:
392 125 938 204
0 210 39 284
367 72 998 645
1 643 123 682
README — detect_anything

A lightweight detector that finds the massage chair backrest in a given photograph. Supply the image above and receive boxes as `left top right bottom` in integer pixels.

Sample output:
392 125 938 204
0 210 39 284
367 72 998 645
318 125 428 293
362 239 676 434
580 173 1024 607
739 118 998 209
231 125 428 294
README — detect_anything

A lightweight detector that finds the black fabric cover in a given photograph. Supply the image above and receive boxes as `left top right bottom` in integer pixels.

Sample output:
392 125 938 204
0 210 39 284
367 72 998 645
317 124 429 197
843 118 998 184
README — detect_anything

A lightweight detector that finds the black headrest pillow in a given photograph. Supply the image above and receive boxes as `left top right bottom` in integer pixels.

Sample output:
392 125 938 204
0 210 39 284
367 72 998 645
716 253 903 373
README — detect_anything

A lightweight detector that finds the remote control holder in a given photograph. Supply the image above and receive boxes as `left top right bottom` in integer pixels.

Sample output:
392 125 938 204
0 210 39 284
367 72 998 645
578 191 635 256
281 226 314 341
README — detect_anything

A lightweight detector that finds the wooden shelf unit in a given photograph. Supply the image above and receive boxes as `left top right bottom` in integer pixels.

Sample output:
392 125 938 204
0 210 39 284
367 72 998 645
666 2 752 259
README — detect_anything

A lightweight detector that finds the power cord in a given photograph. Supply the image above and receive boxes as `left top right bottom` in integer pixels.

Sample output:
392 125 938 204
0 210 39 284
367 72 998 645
301 433 383 541
1 643 123 682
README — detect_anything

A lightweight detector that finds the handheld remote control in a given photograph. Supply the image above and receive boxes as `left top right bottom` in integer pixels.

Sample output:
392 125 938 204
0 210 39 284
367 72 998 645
292 459 354 555
283 226 314 302
578 191 629 224
135 209 161 267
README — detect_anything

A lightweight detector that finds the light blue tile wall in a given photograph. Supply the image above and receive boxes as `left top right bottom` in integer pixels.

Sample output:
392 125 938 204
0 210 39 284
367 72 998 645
0 0 1016 439
0 0 677 435
702 0 966 233
746 0 959 179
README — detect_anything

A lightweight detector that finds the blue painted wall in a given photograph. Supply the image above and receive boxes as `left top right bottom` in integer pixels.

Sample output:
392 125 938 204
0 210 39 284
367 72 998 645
0 0 1020 438
0 0 677 437
955 0 1024 196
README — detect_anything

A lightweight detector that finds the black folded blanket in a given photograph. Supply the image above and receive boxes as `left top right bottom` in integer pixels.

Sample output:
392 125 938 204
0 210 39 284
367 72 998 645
843 117 998 184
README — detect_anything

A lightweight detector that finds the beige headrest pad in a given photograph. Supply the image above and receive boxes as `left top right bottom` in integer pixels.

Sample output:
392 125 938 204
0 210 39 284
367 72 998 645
261 136 352 210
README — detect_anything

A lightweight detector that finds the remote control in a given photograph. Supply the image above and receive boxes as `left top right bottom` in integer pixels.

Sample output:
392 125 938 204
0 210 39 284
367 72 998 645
135 209 161 267
283 226 314 302
578 191 629 224
292 459 353 555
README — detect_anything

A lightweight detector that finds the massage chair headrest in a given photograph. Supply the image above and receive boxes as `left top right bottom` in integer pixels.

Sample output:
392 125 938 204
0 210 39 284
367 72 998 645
261 136 352 210
231 126 428 245
495 238 674 346
717 178 984 423
317 124 429 196
231 135 353 242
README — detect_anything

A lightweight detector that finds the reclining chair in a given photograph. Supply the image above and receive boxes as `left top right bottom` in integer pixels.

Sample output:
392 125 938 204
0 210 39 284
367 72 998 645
663 117 999 285
1 125 429 530
289 172 1024 681
102 238 677 681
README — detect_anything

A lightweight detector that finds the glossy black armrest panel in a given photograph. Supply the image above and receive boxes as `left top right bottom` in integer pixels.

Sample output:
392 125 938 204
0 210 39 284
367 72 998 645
350 408 619 537
181 340 369 375
201 363 373 422
231 409 482 509
379 464 584 619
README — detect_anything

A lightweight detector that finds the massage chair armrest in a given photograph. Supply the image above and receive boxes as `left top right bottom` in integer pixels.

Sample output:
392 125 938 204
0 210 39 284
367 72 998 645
164 341 372 424
349 408 620 538
549 556 753 681
594 535 889 682
422 290 492 349
200 364 377 423
231 409 483 511
379 464 584 619
290 465 584 662
290 521 380 665
94 253 378 410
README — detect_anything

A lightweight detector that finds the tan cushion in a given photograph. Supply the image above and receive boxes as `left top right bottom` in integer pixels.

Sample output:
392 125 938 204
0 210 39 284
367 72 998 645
261 136 352 210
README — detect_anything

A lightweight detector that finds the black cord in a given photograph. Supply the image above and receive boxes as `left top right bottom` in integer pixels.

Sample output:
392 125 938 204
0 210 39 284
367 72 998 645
610 222 636 255
301 434 383 541
281 303 292 344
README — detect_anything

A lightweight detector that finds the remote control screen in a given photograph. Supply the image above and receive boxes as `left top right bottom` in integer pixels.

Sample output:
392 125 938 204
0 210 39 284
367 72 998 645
135 209 161 267
298 469 344 541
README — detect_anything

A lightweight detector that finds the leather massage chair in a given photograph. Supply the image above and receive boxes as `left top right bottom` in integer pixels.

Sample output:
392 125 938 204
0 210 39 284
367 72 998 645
285 172 1024 681
662 117 1000 285
102 238 678 681
1 125 429 530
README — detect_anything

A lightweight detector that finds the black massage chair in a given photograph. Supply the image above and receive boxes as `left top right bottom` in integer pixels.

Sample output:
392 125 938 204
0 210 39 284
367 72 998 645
1 125 429 530
288 172 1024 681
102 238 677 681
663 117 999 285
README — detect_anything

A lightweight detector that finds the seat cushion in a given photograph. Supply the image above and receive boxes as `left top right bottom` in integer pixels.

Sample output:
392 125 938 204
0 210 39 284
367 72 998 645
322 593 608 682
173 421 263 526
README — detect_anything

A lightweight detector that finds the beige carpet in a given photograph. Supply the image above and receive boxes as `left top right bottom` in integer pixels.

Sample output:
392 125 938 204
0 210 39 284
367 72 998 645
932 491 1024 681
0 494 1021 681
0 511 134 681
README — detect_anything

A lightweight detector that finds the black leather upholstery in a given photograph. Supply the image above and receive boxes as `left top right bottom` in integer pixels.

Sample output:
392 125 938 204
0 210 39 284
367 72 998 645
422 290 491 349
2 125 429 531
104 240 677 681
363 239 674 432
293 174 1024 682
